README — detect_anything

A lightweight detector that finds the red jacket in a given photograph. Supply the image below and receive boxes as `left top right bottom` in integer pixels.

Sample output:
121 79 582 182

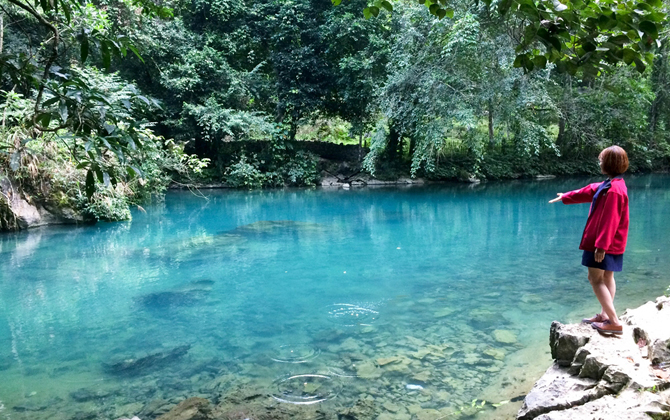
561 178 629 254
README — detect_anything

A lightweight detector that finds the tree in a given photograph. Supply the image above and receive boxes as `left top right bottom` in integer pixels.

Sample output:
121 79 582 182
341 0 667 74
1 0 171 196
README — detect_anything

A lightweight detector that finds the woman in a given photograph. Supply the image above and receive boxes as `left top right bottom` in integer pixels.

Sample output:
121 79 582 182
549 146 630 335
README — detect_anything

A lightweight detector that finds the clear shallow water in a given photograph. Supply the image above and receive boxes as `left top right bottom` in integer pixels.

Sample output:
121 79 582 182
1 175 669 420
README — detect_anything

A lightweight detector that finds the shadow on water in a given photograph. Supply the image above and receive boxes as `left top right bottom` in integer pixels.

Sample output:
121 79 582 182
134 279 215 311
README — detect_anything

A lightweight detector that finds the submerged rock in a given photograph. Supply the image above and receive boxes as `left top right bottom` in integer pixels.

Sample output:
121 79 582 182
185 279 215 289
103 345 191 375
376 356 401 366
136 290 209 310
355 360 382 379
229 220 326 235
70 387 119 402
0 357 13 371
483 347 506 360
146 233 245 264
338 398 377 420
156 397 211 420
433 307 456 318
12 401 48 412
493 329 518 344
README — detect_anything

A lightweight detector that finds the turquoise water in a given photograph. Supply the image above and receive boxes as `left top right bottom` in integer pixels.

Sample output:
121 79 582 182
1 175 669 420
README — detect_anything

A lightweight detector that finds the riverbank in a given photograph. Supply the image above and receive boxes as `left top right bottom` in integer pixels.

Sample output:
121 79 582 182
516 295 670 420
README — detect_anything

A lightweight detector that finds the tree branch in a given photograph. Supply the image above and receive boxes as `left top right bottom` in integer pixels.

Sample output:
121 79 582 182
5 0 60 122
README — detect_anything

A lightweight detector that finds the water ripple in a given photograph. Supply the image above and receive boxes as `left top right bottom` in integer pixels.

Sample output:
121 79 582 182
271 373 338 405
325 303 379 327
270 344 321 364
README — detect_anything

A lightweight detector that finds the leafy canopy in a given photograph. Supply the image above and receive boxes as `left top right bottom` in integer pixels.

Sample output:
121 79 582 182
337 0 667 75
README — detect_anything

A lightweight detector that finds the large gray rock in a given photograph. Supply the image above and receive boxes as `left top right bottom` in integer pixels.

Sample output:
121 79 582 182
519 301 670 420
649 338 670 366
517 364 600 420
621 296 670 366
549 322 592 367
0 175 83 231
533 389 670 420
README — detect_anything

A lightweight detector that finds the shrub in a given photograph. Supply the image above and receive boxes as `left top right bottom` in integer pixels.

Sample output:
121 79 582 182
225 155 265 189
282 151 319 186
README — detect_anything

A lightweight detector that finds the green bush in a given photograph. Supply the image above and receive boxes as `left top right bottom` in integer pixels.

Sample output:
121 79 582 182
224 149 320 189
282 151 319 186
225 155 266 189
76 186 132 222
1 90 210 227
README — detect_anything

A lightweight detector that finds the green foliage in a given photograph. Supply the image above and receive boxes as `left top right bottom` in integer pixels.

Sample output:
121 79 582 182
183 97 274 141
224 148 319 188
0 84 209 224
225 155 266 189
350 0 667 75
76 186 133 222
3 0 669 215
282 150 320 186
296 119 359 144
0 0 174 199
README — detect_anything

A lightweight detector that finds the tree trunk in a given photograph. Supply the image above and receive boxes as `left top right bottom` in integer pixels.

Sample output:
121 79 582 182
358 133 363 162
387 123 400 161
289 121 298 141
0 13 4 54
649 40 668 142
557 116 566 146
488 98 494 146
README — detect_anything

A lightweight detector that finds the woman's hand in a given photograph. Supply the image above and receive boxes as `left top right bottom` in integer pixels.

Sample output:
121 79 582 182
548 193 565 203
594 248 606 263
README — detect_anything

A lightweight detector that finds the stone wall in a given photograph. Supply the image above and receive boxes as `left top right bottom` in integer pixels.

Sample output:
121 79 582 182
193 140 368 163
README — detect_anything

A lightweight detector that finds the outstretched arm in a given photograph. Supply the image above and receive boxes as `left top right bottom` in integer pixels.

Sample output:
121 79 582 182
548 193 564 203
551 183 600 205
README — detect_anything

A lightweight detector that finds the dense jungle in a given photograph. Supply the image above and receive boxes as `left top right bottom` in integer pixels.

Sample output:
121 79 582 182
1 0 669 228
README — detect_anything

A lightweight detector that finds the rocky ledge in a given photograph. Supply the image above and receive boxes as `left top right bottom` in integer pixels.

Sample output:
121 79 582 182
518 296 670 420
1 175 83 231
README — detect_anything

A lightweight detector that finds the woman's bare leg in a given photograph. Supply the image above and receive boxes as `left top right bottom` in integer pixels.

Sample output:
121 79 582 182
588 268 620 326
598 271 616 319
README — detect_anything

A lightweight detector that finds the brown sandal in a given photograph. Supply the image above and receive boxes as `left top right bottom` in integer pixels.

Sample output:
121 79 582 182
582 314 609 324
592 321 623 335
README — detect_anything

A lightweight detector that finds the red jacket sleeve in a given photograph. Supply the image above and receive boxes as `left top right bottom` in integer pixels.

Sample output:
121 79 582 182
561 183 599 205
594 192 625 251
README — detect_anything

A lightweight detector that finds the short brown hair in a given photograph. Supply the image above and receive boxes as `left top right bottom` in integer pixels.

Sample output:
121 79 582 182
599 146 629 177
